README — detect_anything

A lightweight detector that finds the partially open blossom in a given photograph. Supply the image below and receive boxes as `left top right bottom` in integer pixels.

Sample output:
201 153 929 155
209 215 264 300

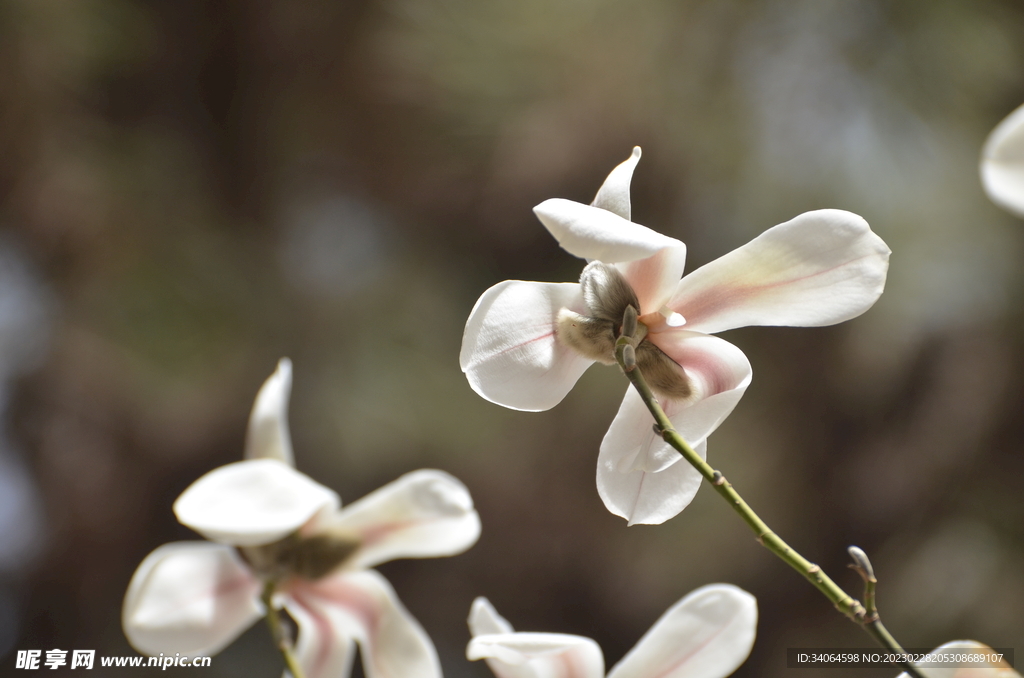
461 148 890 524
123 359 481 678
896 641 1021 678
467 583 757 678
981 103 1024 217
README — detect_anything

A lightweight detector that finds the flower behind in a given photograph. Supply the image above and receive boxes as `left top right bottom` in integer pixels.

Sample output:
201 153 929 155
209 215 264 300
461 148 890 524
896 641 1021 678
981 103 1024 218
467 583 758 678
122 359 481 678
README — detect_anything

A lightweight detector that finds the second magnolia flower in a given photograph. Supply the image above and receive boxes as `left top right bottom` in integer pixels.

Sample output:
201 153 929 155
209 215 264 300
122 359 481 678
461 147 890 525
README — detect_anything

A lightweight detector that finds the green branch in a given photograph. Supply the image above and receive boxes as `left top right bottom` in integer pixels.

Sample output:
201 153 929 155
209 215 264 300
262 582 306 678
614 325 926 678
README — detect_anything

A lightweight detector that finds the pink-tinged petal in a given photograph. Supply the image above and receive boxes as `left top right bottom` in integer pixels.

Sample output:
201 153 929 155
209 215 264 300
597 437 707 526
284 596 356 678
468 597 515 636
981 103 1024 218
122 542 263 657
670 210 890 335
534 199 683 264
606 584 757 678
468 633 605 678
328 470 480 570
896 641 1021 678
650 332 752 427
286 570 441 678
174 459 339 547
616 244 688 318
600 333 750 477
461 280 594 411
591 147 642 220
244 358 295 465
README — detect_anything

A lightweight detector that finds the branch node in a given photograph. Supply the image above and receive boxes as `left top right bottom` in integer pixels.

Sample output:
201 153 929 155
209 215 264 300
711 471 726 486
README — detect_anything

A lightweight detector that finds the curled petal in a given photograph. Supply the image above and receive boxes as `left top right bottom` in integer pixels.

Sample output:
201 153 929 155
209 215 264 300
245 358 295 465
896 641 1021 678
981 103 1024 218
616 244 688 319
286 570 441 678
533 199 683 264
329 469 481 570
600 333 750 476
468 632 605 678
670 210 890 335
607 584 757 678
461 280 594 411
591 147 641 220
468 597 515 636
651 332 752 425
174 459 340 547
285 598 356 678
597 438 707 526
123 542 262 657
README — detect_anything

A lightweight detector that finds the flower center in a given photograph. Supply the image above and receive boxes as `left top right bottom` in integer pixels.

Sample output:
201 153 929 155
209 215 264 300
555 261 693 400
241 530 361 581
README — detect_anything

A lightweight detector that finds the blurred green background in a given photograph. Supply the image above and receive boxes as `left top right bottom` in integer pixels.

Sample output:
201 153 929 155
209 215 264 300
1 0 1023 676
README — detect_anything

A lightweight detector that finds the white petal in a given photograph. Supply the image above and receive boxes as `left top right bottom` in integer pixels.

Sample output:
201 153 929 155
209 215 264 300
599 332 750 476
607 584 757 678
591 147 641 220
895 641 1021 678
329 469 481 570
245 358 295 465
670 210 890 335
616 244 688 318
597 334 748 525
173 459 340 547
534 199 683 264
468 632 605 678
123 542 263 657
468 597 515 636
286 570 441 678
461 280 594 411
981 103 1024 218
284 596 356 678
597 438 707 526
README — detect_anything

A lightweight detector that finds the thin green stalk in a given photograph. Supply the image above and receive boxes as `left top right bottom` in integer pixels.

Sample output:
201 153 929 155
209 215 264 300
849 547 919 675
262 582 306 678
614 337 926 678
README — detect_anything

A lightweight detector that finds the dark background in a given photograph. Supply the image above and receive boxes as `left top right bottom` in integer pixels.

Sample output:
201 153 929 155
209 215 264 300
0 0 1022 676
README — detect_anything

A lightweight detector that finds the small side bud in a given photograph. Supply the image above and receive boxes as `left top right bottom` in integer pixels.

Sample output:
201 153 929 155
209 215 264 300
847 546 876 582
622 343 636 370
622 305 638 339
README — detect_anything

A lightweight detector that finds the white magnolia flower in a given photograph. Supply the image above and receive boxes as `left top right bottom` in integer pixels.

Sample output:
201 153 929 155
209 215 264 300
981 103 1024 217
123 359 481 678
467 583 757 678
896 640 1021 678
461 148 890 525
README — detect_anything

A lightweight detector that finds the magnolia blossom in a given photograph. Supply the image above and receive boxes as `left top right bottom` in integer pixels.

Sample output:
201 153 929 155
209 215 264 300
123 359 481 678
461 148 890 524
467 583 757 678
981 102 1024 217
896 641 1021 678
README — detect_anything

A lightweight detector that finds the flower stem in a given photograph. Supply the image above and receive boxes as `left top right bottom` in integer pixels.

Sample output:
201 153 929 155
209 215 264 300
261 581 306 678
613 338 926 678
